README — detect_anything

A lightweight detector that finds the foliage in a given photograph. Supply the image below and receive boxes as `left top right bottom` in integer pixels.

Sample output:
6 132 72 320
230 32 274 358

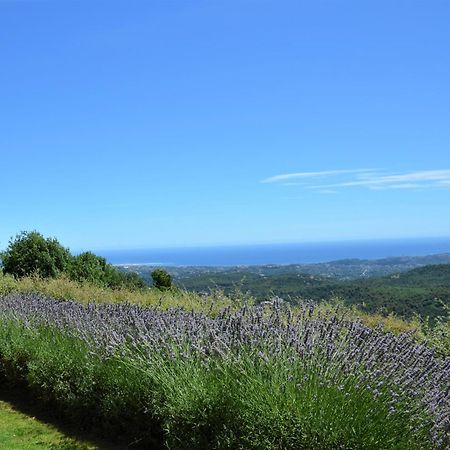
175 264 450 320
0 272 233 315
420 305 450 356
68 251 147 290
0 294 448 449
67 252 109 285
103 265 147 290
1 231 71 279
151 268 173 290
0 231 147 291
0 270 441 342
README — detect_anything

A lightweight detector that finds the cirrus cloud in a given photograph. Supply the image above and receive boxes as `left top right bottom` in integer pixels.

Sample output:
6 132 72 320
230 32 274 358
261 169 450 192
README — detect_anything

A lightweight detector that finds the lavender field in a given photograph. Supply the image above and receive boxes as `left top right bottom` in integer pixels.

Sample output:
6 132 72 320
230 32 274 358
0 293 449 449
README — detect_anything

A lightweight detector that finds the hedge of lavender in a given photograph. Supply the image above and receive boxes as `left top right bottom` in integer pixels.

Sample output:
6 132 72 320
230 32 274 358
0 293 449 449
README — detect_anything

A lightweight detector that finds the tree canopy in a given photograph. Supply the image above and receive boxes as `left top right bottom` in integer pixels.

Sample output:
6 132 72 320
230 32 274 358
1 231 71 278
151 268 173 289
1 231 147 291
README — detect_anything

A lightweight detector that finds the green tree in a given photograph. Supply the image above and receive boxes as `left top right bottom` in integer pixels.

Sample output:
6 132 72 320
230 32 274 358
119 271 148 290
103 264 147 290
151 268 172 289
68 251 108 284
68 251 147 290
1 231 71 278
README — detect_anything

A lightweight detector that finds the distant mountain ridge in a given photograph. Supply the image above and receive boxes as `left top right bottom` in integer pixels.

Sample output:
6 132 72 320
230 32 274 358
118 252 450 280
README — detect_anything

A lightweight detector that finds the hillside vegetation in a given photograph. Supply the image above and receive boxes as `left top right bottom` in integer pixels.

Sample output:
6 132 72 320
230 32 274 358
1 232 450 448
170 264 450 320
0 231 145 291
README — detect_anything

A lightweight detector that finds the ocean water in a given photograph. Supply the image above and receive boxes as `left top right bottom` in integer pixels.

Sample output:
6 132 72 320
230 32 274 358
97 237 450 266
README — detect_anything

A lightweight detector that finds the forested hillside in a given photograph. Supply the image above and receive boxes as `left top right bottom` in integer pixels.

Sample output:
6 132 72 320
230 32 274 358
165 264 450 319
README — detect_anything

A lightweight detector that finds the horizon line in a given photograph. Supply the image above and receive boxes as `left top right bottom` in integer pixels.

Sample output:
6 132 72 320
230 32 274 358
87 235 450 253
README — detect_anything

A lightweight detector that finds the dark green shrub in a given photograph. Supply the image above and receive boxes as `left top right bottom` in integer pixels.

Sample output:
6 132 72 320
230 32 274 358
69 252 147 290
151 269 172 290
0 231 147 291
67 252 108 285
1 231 71 278
102 265 146 290
118 271 148 290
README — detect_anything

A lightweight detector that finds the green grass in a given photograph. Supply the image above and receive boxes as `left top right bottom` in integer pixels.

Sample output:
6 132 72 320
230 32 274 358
0 272 234 314
0 399 99 449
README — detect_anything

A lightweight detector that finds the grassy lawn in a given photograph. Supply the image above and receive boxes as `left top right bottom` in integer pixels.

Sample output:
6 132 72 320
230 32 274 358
0 399 103 449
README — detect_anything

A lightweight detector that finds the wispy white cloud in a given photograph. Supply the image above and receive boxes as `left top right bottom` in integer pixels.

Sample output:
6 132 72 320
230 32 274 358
262 169 450 193
260 169 373 184
367 170 450 184
368 183 426 190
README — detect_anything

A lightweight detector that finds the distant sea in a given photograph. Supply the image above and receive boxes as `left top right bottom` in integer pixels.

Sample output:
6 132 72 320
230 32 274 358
96 237 450 267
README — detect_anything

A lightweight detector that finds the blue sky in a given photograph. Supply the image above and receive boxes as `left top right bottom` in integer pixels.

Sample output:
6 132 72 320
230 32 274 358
1 1 449 252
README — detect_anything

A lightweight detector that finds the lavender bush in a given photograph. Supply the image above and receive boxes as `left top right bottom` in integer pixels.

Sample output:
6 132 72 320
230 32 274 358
0 293 448 449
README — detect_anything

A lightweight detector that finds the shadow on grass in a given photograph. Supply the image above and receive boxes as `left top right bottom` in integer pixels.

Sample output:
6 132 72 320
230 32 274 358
0 384 131 449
